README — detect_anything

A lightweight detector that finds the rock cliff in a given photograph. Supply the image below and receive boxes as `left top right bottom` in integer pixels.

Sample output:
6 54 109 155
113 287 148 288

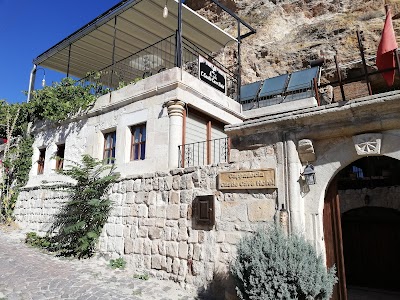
186 0 400 84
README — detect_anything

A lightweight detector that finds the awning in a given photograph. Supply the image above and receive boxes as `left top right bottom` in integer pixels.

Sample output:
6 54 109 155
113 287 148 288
33 0 237 79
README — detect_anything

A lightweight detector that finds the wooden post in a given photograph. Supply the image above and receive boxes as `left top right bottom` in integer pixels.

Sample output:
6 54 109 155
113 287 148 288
357 30 373 95
335 55 346 101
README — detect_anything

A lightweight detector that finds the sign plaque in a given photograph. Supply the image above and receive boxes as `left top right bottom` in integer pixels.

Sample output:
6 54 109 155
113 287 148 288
218 169 276 190
198 55 226 94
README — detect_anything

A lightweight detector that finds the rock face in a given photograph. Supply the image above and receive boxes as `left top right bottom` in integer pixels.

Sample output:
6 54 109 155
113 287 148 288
186 0 400 84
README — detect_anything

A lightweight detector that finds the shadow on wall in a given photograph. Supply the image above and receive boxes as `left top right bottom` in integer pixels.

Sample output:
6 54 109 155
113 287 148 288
197 270 238 300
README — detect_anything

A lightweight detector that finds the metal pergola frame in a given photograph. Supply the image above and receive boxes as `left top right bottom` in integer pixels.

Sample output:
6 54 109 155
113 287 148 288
27 0 256 101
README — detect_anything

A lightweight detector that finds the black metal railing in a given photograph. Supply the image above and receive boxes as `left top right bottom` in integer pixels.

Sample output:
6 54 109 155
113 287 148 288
178 137 230 168
77 33 238 99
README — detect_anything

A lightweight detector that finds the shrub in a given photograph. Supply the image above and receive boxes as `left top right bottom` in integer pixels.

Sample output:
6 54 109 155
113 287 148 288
46 155 120 258
109 257 127 269
230 226 337 300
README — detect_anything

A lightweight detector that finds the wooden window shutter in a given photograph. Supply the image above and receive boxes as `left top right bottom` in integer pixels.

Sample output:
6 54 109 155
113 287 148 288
195 195 215 226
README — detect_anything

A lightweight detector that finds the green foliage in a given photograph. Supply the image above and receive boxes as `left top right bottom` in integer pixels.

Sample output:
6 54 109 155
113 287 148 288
28 77 107 123
25 232 52 249
0 76 107 223
230 226 337 300
109 257 127 269
46 155 120 258
133 273 149 280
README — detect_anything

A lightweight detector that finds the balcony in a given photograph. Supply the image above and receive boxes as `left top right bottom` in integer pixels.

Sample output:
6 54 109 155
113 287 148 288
178 137 230 168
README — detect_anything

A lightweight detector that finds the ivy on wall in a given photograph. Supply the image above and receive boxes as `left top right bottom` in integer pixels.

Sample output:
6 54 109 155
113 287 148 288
0 76 108 223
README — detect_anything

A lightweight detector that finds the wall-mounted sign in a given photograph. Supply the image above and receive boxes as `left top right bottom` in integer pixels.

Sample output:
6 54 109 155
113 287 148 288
218 169 276 190
199 55 226 94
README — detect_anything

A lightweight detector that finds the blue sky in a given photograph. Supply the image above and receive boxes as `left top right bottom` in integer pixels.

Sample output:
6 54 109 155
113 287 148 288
0 0 121 103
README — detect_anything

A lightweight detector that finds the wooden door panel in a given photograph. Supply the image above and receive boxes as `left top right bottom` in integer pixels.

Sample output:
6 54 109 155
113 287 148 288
323 180 347 300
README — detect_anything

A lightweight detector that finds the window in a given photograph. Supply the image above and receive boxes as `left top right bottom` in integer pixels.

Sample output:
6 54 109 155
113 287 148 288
103 131 116 164
37 148 46 175
130 124 146 161
55 144 65 170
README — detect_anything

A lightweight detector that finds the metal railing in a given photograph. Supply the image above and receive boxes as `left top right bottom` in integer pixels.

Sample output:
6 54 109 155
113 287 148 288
178 137 230 168
77 33 238 99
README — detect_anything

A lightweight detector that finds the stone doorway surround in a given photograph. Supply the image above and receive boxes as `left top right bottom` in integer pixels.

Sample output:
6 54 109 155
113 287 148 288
305 132 400 300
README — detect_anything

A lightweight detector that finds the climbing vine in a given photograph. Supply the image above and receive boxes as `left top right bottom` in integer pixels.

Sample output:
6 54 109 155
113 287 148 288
0 76 108 223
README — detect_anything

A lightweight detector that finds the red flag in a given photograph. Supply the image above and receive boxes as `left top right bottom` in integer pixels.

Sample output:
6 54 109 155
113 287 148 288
376 8 398 87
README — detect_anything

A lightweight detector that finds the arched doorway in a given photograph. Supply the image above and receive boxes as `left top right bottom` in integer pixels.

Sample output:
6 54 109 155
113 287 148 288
323 156 400 300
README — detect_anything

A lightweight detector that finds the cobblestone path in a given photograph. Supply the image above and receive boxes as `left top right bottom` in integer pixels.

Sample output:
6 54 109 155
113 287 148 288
0 230 196 300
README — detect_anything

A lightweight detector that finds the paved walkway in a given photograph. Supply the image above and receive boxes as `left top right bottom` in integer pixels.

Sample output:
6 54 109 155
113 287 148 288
0 228 196 300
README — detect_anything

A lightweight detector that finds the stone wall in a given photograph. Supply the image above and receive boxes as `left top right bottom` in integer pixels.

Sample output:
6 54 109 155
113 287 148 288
339 186 400 213
15 152 278 288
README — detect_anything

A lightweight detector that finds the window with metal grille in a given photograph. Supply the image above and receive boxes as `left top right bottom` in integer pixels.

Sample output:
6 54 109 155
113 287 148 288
37 148 46 175
130 124 146 161
55 144 65 170
103 131 116 164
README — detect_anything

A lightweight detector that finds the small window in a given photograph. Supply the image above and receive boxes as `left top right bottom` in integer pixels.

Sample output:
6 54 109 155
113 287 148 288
103 131 116 164
130 124 146 161
37 148 46 175
56 144 65 170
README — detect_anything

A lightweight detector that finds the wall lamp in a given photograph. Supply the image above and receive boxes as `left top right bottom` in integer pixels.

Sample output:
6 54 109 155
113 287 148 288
302 164 316 185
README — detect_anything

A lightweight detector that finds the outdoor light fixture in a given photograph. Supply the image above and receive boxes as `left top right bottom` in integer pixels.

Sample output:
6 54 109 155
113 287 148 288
163 0 168 18
36 68 46 87
302 164 316 185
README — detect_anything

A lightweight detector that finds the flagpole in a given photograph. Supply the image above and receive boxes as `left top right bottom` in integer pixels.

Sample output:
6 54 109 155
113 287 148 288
386 4 400 83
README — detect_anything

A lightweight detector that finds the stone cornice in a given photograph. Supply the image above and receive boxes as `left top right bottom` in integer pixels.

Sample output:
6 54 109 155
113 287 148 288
226 91 400 140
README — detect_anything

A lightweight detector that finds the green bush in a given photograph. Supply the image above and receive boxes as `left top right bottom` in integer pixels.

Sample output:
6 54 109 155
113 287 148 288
230 226 337 300
46 155 120 258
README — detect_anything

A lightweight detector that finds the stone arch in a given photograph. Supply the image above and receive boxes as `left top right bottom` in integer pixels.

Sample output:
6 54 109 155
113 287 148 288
305 131 400 215
301 131 400 257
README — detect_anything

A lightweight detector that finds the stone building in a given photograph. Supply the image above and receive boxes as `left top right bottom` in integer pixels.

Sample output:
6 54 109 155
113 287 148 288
14 1 400 299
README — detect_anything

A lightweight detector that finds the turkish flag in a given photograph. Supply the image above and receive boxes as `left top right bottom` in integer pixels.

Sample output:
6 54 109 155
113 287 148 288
376 8 398 87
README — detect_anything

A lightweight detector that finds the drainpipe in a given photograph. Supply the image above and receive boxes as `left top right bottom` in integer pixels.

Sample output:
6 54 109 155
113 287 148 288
27 64 37 103
282 131 292 234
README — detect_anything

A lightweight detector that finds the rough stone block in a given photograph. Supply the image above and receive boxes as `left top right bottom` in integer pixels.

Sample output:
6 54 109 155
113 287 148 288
179 259 188 276
156 205 166 218
156 218 165 228
147 191 157 206
125 180 134 192
124 238 134 254
248 200 275 222
166 242 178 257
166 205 180 220
170 191 180 204
148 205 156 218
180 190 193 204
152 255 162 270
137 204 148 218
188 229 198 243
192 261 204 276
133 179 142 191
180 204 188 218
178 242 188 259
143 240 152 255
193 244 201 261
178 227 188 241
225 232 241 244
198 231 205 243
149 227 162 240
172 258 180 274
138 227 148 238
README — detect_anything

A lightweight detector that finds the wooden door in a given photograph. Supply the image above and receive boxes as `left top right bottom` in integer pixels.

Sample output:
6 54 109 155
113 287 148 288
323 180 347 300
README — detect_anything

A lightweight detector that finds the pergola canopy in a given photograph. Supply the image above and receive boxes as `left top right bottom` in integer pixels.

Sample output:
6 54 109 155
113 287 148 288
33 0 237 79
